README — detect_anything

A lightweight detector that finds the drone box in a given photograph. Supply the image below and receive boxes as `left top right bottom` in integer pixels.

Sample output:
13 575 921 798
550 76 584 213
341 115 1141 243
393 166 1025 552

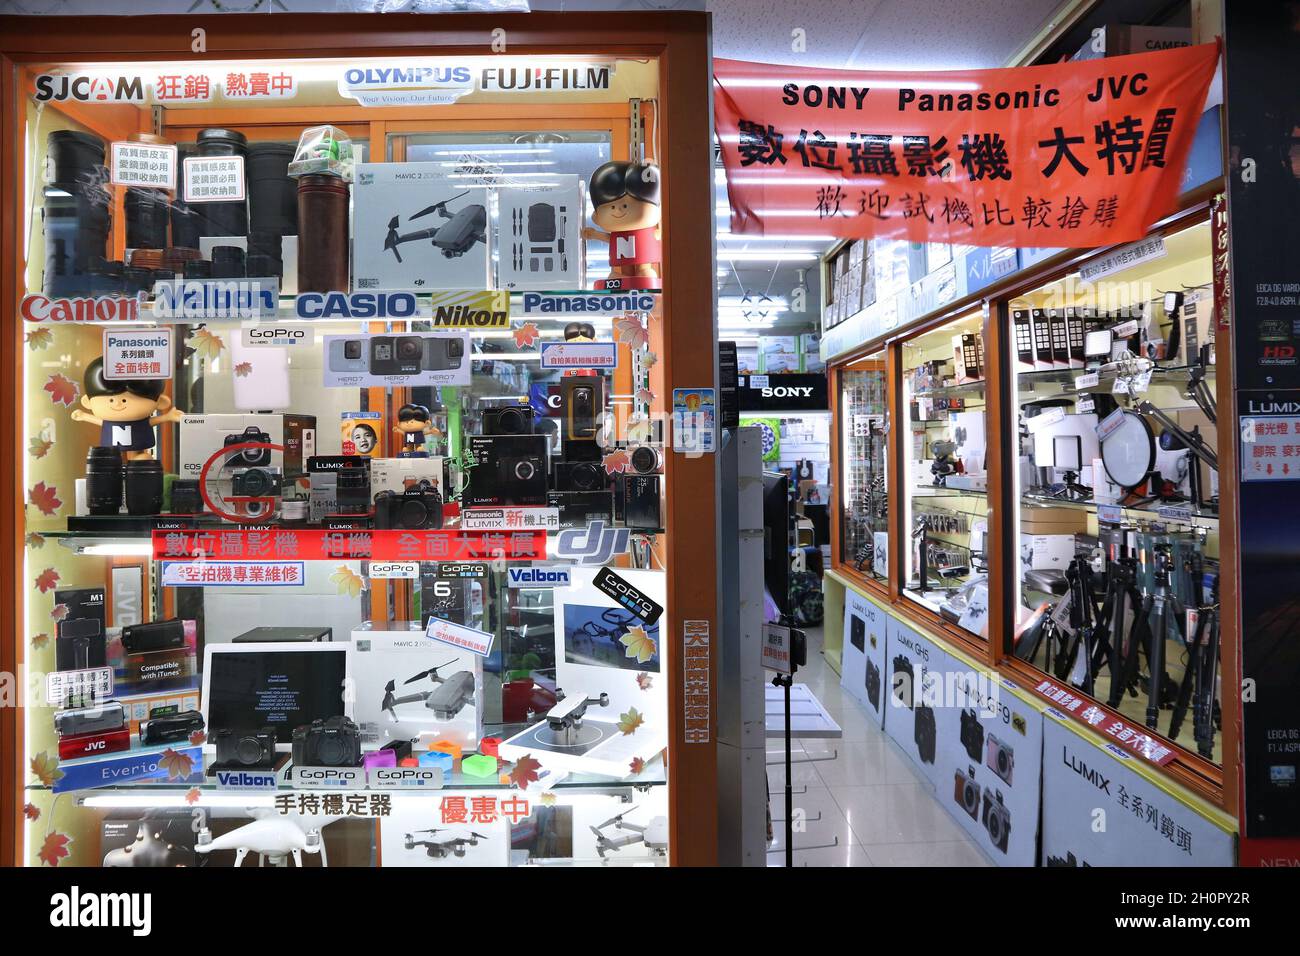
352 163 490 292
350 629 483 754
101 811 197 867
495 177 584 290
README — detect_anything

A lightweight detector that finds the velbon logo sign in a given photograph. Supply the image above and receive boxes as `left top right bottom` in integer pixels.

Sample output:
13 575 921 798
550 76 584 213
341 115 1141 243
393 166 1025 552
506 566 573 588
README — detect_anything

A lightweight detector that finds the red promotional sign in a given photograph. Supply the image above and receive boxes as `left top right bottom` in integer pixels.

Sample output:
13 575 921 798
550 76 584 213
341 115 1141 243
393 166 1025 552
152 528 546 563
714 43 1219 247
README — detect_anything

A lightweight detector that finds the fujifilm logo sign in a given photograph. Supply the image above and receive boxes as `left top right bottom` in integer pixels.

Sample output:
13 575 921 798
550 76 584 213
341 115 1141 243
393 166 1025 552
50 886 151 936
507 566 572 588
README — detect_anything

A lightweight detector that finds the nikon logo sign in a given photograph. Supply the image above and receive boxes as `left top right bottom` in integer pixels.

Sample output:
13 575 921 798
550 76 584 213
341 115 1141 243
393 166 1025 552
431 292 509 329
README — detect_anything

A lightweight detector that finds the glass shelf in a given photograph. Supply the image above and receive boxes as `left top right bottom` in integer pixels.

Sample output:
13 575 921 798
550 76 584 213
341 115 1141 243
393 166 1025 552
1016 361 1216 399
914 380 987 400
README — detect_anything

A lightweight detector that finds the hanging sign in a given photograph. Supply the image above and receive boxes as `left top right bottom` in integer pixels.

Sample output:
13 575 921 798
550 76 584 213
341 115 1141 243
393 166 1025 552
713 43 1219 247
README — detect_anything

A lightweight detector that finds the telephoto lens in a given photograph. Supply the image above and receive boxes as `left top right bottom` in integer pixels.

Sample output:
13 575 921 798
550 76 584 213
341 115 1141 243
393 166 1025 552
124 188 170 250
194 128 249 238
210 245 246 279
124 459 164 516
43 131 111 297
246 142 298 236
170 148 202 249
297 174 349 293
85 447 123 516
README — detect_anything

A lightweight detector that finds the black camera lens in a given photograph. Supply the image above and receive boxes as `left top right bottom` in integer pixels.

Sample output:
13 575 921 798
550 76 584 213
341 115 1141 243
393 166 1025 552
236 736 266 766
238 468 275 498
344 340 363 360
124 459 164 516
316 733 347 766
513 459 537 481
397 498 431 528
571 461 603 491
397 337 422 361
85 447 123 515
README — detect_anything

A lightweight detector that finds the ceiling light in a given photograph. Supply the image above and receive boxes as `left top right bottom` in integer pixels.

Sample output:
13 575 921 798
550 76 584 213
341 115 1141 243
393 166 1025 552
717 251 820 262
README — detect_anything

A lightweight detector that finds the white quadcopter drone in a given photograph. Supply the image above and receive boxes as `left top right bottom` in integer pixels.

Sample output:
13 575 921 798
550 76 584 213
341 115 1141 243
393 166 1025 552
590 805 668 859
195 812 335 868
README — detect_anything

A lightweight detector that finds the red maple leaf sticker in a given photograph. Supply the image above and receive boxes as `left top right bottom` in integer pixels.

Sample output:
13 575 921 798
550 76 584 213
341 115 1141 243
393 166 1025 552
159 748 195 781
38 831 71 867
29 437 53 459
509 753 543 790
29 751 63 787
43 373 79 407
512 322 541 348
629 757 646 775
614 314 649 350
31 633 50 649
636 672 653 691
188 730 207 747
185 787 202 806
25 532 46 549
25 327 53 351
35 568 60 594
23 803 40 821
29 482 62 516
234 362 253 378
50 603 69 622
603 448 632 474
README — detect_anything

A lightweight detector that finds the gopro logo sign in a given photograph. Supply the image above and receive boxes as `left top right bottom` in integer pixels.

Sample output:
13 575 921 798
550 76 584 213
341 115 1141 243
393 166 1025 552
243 326 313 348
507 566 572 588
368 562 420 580
554 521 630 565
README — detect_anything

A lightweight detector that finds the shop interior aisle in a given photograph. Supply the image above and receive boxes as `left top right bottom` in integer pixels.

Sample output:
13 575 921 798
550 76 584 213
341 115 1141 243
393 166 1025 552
766 627 991 867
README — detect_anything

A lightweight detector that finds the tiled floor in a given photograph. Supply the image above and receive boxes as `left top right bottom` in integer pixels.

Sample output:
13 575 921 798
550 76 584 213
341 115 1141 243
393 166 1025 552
766 626 992 867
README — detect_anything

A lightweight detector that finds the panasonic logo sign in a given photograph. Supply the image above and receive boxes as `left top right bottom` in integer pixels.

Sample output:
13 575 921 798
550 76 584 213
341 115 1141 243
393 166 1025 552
507 566 572 588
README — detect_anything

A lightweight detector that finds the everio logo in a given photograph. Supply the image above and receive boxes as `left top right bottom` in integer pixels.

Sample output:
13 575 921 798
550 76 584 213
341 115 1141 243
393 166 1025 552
50 886 152 936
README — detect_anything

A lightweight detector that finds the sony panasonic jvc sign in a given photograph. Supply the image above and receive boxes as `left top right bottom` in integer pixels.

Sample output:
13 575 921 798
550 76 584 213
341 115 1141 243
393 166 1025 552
737 373 828 412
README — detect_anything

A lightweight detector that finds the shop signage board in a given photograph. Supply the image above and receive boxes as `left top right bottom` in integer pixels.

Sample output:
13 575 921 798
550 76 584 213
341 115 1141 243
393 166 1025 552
109 141 176 189
152 528 546 563
737 372 828 411
714 43 1219 247
839 584 887 725
183 155 245 203
102 328 173 380
539 341 618 370
683 620 711 743
1040 714 1234 866
159 561 305 587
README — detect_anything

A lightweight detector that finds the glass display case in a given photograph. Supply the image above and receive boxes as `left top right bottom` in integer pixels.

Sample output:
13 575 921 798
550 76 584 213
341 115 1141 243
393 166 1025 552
1007 221 1222 765
8 13 715 868
836 355 888 582
900 312 989 640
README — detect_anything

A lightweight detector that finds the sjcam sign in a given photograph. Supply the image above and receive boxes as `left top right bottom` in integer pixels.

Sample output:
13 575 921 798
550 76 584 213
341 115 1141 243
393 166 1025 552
35 73 145 103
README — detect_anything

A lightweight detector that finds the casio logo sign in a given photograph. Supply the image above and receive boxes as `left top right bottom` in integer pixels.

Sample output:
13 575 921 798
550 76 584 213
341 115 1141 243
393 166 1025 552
295 291 417 319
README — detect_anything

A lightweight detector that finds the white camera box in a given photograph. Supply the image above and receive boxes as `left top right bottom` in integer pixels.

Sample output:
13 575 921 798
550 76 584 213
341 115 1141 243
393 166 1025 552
178 412 285 482
1020 533 1076 571
495 177 584 290
352 163 489 292
370 456 446 497
350 629 483 753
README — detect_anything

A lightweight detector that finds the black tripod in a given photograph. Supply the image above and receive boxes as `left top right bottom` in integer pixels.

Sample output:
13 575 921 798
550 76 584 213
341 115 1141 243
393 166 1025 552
1058 557 1103 695
1168 559 1220 758
1097 554 1148 711
1139 545 1185 729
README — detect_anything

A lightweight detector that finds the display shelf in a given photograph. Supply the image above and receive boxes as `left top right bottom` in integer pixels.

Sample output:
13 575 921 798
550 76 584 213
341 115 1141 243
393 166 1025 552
1020 491 1220 523
1015 362 1217 398
913 380 987 400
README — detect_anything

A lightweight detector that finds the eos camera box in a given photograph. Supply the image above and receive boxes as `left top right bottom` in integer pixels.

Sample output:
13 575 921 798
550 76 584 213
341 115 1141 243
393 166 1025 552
352 163 490 292
178 413 294 481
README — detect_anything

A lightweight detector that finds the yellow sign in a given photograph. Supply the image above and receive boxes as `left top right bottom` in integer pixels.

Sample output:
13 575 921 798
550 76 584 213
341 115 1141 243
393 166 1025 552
429 290 510 329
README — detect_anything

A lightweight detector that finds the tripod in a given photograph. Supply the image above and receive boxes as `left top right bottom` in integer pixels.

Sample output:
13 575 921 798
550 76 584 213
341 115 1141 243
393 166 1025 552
1167 559 1220 758
1140 545 1185 729
1058 557 1102 696
1096 555 1147 711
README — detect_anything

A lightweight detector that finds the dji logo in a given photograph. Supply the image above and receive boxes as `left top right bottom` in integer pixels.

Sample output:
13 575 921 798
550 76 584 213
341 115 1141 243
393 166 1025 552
554 521 631 565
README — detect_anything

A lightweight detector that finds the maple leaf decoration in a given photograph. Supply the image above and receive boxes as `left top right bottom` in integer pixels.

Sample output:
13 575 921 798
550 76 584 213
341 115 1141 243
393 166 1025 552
29 751 63 787
509 753 543 790
25 327 53 351
619 624 658 664
159 748 195 781
29 482 62 517
512 322 541 349
614 314 649 350
50 603 69 623
618 707 645 736
636 672 653 691
234 361 253 378
539 792 558 807
189 730 207 747
642 351 659 369
330 565 365 598
185 788 202 806
35 568 60 594
31 633 50 650
28 437 53 459
635 387 656 405
44 373 79 408
25 532 45 549
186 327 225 362
629 757 647 775
23 803 40 822
602 448 632 475
38 832 71 867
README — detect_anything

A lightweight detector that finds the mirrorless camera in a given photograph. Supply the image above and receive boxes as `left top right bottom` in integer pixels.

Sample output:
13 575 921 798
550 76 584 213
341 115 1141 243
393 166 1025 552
230 466 282 518
892 654 915 709
865 659 881 709
954 765 981 820
960 707 985 762
483 403 535 436
224 426 272 468
292 715 362 767
329 335 464 376
914 701 936 764
464 434 549 507
982 789 1011 852
986 733 1014 785
213 726 277 768
554 459 607 492
374 479 443 529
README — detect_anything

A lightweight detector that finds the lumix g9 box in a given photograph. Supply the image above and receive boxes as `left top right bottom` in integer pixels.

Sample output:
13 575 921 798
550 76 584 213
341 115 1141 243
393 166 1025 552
464 434 549 507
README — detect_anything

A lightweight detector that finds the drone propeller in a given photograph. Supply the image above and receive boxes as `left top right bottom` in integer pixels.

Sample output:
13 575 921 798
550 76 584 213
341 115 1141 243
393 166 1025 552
408 828 444 837
595 806 639 830
410 191 472 221
405 660 457 685
384 215 404 263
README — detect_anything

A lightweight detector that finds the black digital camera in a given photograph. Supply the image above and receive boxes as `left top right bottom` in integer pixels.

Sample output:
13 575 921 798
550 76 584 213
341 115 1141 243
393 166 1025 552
230 466 281 519
865 659 881 709
554 459 607 493
960 707 985 762
914 701 936 764
213 726 277 768
849 614 865 652
292 715 362 767
892 654 915 709
224 426 272 468
139 709 205 746
982 789 1011 853
374 479 443 530
954 765 980 820
483 403 535 436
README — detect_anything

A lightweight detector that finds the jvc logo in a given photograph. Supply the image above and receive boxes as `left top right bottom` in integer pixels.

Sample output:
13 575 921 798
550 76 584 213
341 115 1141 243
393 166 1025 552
554 521 630 565
50 887 151 936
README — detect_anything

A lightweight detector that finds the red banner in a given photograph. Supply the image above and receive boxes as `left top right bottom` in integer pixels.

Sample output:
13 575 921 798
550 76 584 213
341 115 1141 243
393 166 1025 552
152 528 547 563
714 43 1219 247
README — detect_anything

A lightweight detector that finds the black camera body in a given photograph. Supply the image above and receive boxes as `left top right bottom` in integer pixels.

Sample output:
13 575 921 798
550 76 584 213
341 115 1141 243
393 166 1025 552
224 426 272 468
56 617 106 672
982 789 1011 853
464 434 549 507
849 614 865 652
892 654 915 709
959 707 985 763
139 709 205 746
986 733 1014 785
554 459 607 493
213 726 278 768
954 765 980 820
374 479 443 529
121 618 185 655
292 715 362 767
865 659 881 709
914 701 936 764
483 404 535 436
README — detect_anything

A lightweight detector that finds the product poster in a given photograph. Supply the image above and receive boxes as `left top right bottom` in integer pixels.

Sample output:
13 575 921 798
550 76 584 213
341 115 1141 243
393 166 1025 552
380 794 510 867
495 177 585 290
739 416 781 462
672 387 717 454
1040 714 1234 867
340 411 383 458
839 586 886 725
322 332 471 388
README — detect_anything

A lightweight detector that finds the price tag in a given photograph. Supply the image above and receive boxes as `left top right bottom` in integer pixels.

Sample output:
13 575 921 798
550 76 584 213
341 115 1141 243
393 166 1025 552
1074 372 1099 390
1096 407 1127 441
111 141 177 189
1026 406 1066 433
183 155 245 203
1112 319 1139 339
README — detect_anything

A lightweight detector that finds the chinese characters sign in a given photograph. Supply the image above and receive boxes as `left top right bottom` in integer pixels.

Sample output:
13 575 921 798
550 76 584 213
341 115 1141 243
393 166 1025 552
152 528 546 562
713 44 1219 247
1240 415 1300 482
110 141 176 189
683 620 711 744
183 156 245 203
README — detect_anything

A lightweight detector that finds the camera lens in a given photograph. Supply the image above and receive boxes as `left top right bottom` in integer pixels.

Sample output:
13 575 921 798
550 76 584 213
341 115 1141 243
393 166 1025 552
240 468 274 497
572 461 603 491
397 498 430 528
497 406 530 435
397 337 422 360
344 341 363 360
236 736 265 766
317 734 347 766
446 338 464 358
85 447 124 516
513 460 536 481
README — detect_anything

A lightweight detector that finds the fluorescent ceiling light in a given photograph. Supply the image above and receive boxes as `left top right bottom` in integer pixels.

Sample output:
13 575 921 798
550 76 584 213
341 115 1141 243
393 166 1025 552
718 231 837 242
717 251 820 262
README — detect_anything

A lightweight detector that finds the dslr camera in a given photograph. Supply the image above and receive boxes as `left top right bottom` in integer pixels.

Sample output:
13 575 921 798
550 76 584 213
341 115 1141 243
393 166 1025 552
960 707 985 762
892 654 915 709
292 715 362 768
914 701 936 764
224 426 272 468
213 726 277 768
953 764 981 820
329 335 464 376
986 733 1014 785
865 659 881 709
374 479 443 530
982 789 1011 853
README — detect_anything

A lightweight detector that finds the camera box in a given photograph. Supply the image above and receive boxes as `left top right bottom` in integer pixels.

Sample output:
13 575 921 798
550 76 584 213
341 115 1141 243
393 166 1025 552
349 629 483 753
322 332 471 388
101 811 198 867
307 455 370 522
352 163 490 292
371 456 446 496
107 619 199 696
1020 533 1077 571
464 434 549 507
178 412 285 482
495 177 584 290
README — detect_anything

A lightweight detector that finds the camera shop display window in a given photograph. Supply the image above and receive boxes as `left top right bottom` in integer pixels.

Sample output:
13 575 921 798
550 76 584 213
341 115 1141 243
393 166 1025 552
20 53 675 866
838 353 889 583
1008 222 1222 765
900 311 990 639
